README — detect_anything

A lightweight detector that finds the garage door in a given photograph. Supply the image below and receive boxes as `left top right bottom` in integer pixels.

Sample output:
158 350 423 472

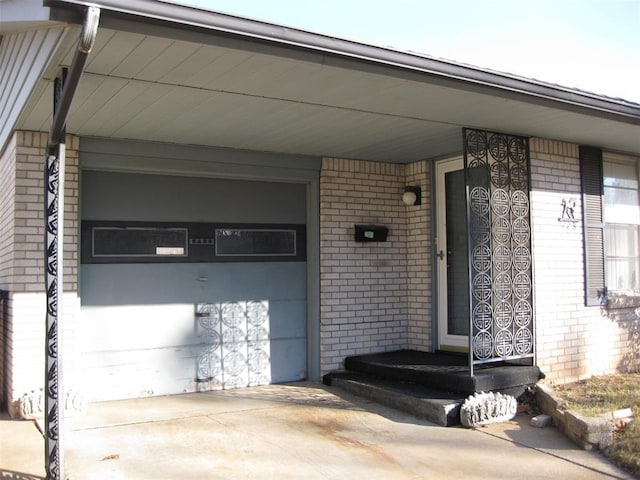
79 170 308 401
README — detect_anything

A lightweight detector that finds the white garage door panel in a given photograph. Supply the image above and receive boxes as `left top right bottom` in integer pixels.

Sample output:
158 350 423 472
80 169 309 401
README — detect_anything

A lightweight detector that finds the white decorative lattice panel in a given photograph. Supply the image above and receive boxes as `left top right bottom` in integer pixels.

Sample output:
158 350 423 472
465 129 534 365
196 301 270 390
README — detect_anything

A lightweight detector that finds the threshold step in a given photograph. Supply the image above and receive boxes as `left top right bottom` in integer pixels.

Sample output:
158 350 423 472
323 371 464 427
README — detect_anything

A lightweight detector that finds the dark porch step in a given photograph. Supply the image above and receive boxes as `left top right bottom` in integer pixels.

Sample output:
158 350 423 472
323 350 543 426
343 350 543 395
323 371 464 427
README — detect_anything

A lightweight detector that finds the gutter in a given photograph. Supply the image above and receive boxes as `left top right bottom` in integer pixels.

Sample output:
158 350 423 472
43 0 640 122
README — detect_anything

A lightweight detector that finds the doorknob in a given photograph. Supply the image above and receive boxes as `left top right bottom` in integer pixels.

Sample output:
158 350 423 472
437 250 445 260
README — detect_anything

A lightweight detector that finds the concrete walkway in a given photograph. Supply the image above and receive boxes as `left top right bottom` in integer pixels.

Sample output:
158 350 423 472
0 382 634 480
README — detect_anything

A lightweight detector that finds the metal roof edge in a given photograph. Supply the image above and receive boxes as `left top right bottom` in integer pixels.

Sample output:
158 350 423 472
43 0 640 122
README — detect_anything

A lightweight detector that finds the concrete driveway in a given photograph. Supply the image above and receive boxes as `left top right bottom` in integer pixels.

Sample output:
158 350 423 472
1 382 633 479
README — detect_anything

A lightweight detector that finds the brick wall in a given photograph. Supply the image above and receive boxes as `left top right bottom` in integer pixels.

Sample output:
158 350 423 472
530 138 639 383
320 141 639 382
405 161 432 350
0 134 17 289
0 131 81 416
0 133 17 409
320 158 411 373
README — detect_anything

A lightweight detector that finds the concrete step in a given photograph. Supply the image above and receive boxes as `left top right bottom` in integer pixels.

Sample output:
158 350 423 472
344 350 543 396
323 371 464 427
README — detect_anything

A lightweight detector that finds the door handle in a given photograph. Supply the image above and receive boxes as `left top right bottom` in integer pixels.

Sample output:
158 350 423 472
437 250 445 260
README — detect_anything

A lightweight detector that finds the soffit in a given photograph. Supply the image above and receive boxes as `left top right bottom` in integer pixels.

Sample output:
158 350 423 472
16 26 640 162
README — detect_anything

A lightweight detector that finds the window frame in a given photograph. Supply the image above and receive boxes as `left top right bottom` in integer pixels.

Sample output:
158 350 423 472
602 152 640 295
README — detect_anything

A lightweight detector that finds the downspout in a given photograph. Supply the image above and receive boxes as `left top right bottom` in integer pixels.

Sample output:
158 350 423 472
44 6 99 480
48 5 100 146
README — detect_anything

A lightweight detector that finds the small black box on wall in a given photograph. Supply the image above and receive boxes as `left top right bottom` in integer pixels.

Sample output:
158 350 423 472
354 225 389 242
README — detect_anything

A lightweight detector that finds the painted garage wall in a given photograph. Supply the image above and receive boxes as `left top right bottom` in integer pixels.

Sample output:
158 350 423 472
80 170 308 400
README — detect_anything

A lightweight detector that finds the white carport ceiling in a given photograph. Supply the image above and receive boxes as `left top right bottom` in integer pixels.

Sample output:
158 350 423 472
16 9 640 162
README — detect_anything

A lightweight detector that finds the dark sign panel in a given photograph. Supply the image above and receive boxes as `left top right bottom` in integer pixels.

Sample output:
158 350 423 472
81 221 305 264
93 227 188 257
215 229 296 256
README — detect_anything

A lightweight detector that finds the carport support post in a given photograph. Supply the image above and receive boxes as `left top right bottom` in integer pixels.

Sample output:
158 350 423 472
42 7 99 478
44 79 66 480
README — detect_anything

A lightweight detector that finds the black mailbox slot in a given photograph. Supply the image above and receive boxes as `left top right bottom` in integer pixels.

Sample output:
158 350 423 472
354 225 388 242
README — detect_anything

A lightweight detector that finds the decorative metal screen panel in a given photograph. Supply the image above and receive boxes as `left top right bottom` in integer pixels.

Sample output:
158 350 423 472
464 129 534 366
195 301 271 389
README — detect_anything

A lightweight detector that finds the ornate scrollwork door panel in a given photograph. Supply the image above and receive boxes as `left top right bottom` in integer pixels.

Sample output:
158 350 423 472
464 129 534 367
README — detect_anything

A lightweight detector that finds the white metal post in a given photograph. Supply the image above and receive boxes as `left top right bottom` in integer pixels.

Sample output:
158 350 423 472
44 141 64 480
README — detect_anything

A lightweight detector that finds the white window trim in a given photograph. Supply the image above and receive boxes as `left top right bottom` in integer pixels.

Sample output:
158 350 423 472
603 151 640 295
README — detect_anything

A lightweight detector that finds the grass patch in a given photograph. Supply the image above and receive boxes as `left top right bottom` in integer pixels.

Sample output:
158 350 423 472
607 413 640 479
553 373 640 478
554 373 640 416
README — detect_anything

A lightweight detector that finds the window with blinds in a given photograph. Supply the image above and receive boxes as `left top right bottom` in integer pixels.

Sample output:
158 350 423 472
580 147 640 305
603 153 640 294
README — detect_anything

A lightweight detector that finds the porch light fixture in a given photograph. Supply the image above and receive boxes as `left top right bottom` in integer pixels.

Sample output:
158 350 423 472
402 186 421 206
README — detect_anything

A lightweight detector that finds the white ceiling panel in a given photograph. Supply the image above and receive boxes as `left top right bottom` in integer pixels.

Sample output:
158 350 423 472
15 25 639 163
154 45 229 86
76 80 168 135
109 35 174 78
66 75 130 128
134 41 202 82
82 30 137 75
19 82 52 133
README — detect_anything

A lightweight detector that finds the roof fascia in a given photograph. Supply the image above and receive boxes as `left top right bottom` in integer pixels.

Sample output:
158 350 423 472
43 0 639 124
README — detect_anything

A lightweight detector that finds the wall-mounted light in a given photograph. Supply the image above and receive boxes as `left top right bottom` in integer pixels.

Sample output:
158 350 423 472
402 186 421 206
